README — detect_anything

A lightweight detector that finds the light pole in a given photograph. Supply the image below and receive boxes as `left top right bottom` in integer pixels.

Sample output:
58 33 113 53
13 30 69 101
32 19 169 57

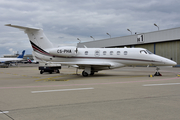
154 23 159 31
90 36 95 40
77 38 81 43
106 33 111 38
127 29 132 35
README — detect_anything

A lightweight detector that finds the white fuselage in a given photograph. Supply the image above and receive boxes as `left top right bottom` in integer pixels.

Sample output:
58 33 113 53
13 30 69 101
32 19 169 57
5 24 177 76
35 47 176 71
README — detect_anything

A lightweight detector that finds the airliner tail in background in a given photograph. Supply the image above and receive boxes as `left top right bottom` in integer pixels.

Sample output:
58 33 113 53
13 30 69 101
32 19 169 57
0 50 25 67
17 50 25 58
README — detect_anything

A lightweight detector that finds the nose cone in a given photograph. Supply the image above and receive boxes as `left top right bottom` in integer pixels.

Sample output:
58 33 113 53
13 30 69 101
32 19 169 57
165 59 177 66
161 56 177 66
153 55 177 66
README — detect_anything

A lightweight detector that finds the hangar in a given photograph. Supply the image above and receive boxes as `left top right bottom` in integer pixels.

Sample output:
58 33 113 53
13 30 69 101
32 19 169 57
77 27 180 65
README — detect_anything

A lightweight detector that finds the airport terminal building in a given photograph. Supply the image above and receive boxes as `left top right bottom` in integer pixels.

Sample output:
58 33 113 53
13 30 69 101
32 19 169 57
77 27 180 65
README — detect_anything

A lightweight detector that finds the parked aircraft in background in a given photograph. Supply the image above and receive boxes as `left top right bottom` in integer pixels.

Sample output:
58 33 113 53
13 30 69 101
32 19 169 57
0 50 25 67
5 24 177 76
27 57 38 64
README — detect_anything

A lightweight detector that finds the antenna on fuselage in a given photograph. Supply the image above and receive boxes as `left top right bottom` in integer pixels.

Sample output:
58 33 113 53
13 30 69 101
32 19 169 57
75 38 81 54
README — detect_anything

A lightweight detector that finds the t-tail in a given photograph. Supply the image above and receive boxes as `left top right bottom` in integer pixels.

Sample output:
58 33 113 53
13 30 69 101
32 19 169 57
17 50 25 58
5 24 54 58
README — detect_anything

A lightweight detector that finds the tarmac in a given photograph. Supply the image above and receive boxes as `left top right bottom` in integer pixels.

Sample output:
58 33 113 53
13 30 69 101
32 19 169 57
0 65 180 120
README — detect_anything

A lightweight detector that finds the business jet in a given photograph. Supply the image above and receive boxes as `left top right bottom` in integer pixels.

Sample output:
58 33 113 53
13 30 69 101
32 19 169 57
0 50 25 67
5 24 177 76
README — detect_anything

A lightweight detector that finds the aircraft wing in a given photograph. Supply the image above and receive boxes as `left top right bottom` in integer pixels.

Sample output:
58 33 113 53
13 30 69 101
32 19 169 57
60 61 110 66
51 61 125 69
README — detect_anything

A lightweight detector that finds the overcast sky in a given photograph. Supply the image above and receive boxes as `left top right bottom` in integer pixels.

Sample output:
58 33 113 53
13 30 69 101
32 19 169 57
0 0 180 57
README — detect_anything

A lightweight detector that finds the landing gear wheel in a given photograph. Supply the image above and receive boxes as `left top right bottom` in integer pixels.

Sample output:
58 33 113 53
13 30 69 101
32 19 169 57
82 71 88 77
56 70 60 73
40 70 43 74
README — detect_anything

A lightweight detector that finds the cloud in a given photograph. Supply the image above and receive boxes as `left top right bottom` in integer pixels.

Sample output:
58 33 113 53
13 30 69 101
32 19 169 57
0 0 180 57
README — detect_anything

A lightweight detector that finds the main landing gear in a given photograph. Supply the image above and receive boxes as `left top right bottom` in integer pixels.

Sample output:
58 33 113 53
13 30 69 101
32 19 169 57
82 67 95 77
82 71 88 77
82 71 95 77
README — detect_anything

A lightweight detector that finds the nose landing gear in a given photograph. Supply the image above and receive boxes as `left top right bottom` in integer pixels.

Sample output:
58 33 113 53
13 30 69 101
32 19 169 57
154 67 162 76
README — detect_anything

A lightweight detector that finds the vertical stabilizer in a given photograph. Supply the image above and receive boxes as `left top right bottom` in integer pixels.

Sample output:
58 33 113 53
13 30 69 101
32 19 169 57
17 50 25 58
25 29 54 51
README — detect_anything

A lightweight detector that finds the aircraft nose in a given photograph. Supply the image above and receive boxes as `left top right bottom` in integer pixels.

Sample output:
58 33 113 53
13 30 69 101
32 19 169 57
165 59 177 66
154 54 177 66
171 61 177 66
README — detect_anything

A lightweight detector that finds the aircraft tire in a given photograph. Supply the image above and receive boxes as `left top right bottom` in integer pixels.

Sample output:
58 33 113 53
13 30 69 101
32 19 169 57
82 71 88 77
40 70 43 74
56 70 60 73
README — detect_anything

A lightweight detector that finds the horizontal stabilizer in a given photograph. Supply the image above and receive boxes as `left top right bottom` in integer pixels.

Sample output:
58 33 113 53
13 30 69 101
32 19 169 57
5 24 40 31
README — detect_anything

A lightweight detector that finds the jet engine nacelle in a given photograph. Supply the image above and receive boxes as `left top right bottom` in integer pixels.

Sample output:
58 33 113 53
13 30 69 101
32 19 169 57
49 47 77 57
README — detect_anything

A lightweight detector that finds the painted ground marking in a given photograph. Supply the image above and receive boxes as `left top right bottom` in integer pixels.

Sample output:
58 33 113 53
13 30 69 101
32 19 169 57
143 83 180 86
31 87 94 93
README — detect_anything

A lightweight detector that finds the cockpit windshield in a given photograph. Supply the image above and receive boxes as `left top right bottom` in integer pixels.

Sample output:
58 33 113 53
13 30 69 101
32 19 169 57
140 50 147 54
146 50 153 54
140 50 153 54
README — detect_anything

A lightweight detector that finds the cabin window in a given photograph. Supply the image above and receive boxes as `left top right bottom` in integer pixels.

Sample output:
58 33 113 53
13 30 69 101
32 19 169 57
140 50 147 54
103 51 106 55
124 51 127 55
110 51 113 55
95 50 100 56
117 51 120 55
85 51 88 55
